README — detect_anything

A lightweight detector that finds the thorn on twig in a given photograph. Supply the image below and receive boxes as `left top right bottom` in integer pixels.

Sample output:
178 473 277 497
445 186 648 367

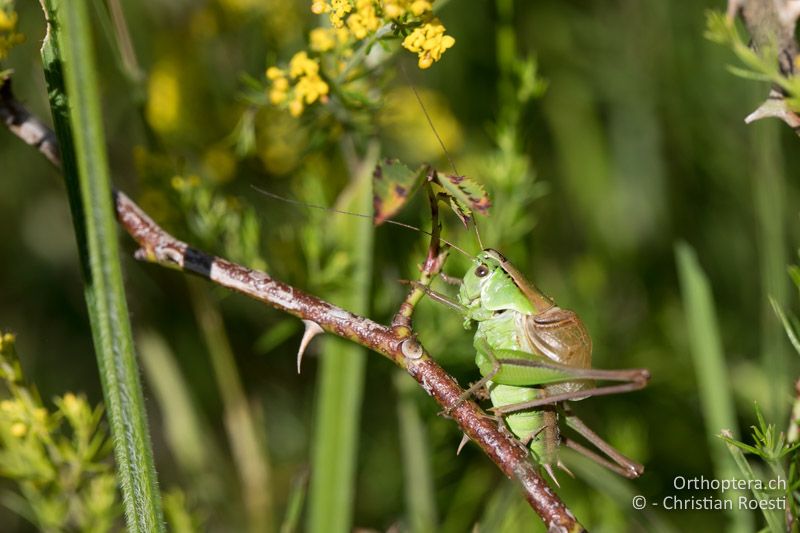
456 433 470 455
297 319 324 374
744 96 800 132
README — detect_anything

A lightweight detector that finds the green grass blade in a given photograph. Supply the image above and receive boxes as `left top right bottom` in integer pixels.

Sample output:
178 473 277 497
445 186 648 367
770 297 800 356
395 371 437 532
476 480 543 533
280 469 309 533
307 143 377 533
188 280 273 531
39 1 164 530
675 242 751 533
439 466 494 533
562 450 677 533
137 330 225 504
750 121 789 423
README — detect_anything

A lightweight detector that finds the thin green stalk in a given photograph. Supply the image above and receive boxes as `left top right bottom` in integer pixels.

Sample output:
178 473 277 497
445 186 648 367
476 481 541 533
307 141 377 533
188 280 273 532
676 242 751 533
137 330 226 506
751 120 789 423
280 469 309 533
440 467 494 533
395 371 437 533
722 431 783 533
38 0 164 530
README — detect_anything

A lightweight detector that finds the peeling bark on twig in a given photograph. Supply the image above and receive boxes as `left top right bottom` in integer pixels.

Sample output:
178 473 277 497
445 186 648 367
0 79 61 166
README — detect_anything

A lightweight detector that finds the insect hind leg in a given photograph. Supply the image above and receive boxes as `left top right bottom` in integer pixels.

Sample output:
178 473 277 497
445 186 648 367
560 403 644 478
490 362 650 415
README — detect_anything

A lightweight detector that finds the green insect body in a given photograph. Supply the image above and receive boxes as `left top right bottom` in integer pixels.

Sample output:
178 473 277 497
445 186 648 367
413 246 645 478
456 249 601 475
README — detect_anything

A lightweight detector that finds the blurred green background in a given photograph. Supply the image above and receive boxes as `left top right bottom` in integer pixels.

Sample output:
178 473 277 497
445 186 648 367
1 0 799 531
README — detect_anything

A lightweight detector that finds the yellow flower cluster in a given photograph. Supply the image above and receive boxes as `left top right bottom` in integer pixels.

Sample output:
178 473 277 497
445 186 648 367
402 17 455 69
0 6 24 61
309 27 349 52
383 0 432 19
311 0 352 28
347 0 380 39
264 0 455 117
266 51 330 117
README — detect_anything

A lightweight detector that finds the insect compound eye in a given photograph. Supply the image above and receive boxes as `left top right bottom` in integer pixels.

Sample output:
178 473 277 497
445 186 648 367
475 264 489 278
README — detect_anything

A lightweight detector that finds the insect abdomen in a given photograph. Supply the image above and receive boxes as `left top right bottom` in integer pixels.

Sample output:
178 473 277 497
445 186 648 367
488 383 559 467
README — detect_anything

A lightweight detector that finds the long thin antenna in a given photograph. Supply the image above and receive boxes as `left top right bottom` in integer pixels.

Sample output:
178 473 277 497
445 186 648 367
251 185 474 259
400 63 460 177
401 64 487 251
473 219 485 249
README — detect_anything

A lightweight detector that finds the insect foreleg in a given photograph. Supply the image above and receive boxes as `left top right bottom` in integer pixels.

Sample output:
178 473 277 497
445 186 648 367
439 272 463 286
446 337 500 414
400 280 467 313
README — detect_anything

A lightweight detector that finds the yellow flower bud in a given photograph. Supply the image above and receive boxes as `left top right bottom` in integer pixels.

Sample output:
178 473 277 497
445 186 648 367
10 422 26 438
410 0 432 16
270 89 288 105
289 99 304 117
266 66 285 80
0 10 17 32
310 28 336 52
311 1 328 15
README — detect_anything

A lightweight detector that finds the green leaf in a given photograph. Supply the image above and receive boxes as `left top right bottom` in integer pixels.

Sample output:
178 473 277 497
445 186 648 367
434 171 491 225
770 297 800 357
676 243 752 533
395 371 437 532
721 429 784 533
725 65 772 82
372 158 426 225
788 265 800 293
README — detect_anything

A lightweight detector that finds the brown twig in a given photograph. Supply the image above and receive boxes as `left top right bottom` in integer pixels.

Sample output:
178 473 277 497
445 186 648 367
1 80 585 533
114 190 583 532
392 177 447 333
727 0 800 131
0 78 61 166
